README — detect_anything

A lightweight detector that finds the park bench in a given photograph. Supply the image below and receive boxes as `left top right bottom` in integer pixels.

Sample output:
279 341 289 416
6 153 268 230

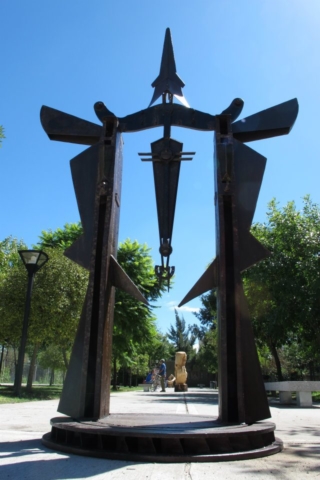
264 381 320 407
139 383 151 392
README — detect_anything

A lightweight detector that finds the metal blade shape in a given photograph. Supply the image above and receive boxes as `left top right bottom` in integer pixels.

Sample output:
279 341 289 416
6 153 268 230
232 98 298 143
178 260 217 307
40 105 102 145
110 255 148 305
152 138 183 244
64 144 100 269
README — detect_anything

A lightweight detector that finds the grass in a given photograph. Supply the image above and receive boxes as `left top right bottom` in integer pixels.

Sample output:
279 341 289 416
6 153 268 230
0 384 63 404
0 384 142 404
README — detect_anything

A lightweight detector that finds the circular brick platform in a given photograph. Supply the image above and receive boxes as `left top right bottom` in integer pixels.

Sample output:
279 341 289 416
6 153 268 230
42 414 282 462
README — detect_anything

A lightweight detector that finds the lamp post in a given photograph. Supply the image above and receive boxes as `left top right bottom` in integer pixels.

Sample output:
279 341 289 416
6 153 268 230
13 250 48 396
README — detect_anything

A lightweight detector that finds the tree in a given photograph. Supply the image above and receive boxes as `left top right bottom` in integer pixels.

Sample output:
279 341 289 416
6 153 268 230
195 329 218 375
0 226 165 391
146 331 175 366
0 237 27 375
190 289 218 375
167 309 197 358
243 196 320 380
0 126 5 147
37 222 83 250
0 236 26 279
37 345 67 385
192 289 217 339
36 222 87 372
0 247 88 390
112 239 165 389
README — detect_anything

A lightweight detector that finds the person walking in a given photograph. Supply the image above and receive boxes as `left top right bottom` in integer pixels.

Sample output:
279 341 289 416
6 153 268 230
159 359 166 392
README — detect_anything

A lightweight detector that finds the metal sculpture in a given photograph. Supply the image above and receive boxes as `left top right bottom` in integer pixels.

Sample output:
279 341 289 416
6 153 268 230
41 28 298 461
149 28 190 108
178 98 299 424
40 104 148 419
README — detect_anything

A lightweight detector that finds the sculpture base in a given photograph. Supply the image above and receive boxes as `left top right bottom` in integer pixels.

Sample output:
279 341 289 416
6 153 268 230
174 383 188 392
42 414 282 463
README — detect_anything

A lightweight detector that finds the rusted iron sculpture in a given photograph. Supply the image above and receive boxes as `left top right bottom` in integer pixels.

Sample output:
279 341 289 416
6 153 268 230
41 28 298 460
139 29 194 289
40 104 148 419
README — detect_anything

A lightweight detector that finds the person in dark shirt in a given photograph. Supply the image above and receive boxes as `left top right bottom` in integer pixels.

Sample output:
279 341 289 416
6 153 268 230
158 359 166 392
145 371 153 383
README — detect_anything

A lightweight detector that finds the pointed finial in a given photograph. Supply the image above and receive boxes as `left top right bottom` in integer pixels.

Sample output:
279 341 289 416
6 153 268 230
149 28 189 108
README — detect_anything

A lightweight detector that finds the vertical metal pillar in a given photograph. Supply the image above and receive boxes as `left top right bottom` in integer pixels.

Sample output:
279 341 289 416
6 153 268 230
58 117 123 419
214 115 271 424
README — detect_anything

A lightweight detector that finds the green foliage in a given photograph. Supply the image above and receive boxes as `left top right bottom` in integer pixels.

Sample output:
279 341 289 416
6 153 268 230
37 223 83 250
189 288 218 374
193 289 217 339
1 227 164 387
167 309 197 358
147 331 175 364
37 345 66 372
195 329 218 374
0 248 88 352
243 196 320 379
116 239 164 301
0 125 5 147
0 236 27 280
113 239 165 365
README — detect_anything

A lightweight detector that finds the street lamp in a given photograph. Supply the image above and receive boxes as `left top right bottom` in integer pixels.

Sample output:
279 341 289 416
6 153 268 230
13 250 48 396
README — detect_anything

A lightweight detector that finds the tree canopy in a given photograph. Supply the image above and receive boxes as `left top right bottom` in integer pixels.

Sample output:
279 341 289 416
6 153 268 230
0 224 167 389
0 126 5 147
167 309 197 358
0 236 26 280
193 289 217 338
37 222 83 250
243 196 320 379
0 247 88 352
112 239 166 372
184 196 320 381
190 289 218 375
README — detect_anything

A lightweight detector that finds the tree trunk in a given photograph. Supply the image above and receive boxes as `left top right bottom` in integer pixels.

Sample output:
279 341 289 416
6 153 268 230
0 344 4 374
309 361 315 381
13 346 18 387
269 342 283 381
26 344 39 392
129 368 132 388
113 357 117 391
50 369 55 386
62 349 69 370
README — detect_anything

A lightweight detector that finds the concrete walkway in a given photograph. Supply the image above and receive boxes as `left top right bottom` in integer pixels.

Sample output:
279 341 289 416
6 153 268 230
0 388 320 479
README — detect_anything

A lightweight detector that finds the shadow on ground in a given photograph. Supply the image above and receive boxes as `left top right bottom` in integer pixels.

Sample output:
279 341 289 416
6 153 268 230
276 425 320 439
0 438 135 480
134 391 219 405
268 399 320 410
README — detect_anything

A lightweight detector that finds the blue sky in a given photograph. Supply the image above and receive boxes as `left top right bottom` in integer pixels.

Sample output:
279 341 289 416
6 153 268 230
1 0 319 334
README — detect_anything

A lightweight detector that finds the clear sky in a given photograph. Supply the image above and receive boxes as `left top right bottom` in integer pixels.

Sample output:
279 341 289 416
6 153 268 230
1 0 319 334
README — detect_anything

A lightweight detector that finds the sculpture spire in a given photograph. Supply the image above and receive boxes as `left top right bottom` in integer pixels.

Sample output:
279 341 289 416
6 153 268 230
149 28 189 108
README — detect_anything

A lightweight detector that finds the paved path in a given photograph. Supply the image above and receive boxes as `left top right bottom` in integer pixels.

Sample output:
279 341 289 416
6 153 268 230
0 388 320 479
